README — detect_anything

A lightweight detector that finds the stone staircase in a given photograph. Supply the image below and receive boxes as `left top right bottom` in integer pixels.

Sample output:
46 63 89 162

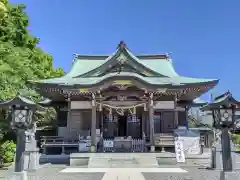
88 153 158 168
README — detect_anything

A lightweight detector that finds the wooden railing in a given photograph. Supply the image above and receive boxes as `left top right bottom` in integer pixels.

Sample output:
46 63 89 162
40 134 146 154
154 133 175 152
40 136 79 147
40 136 81 154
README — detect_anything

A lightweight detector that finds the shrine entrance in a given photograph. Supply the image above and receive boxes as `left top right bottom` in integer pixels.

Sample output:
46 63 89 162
118 115 127 136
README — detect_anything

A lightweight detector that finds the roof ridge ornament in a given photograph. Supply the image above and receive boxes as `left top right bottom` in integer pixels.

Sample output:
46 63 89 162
72 54 78 65
165 52 172 61
117 40 127 50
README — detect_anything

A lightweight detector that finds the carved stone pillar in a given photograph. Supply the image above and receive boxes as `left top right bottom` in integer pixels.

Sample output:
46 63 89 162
91 93 97 152
149 93 155 152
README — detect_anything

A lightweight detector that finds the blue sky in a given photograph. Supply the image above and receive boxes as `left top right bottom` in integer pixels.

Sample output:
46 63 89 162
10 0 240 100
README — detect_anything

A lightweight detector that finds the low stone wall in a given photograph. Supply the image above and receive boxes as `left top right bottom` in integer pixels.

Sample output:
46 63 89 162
39 154 70 165
40 151 212 168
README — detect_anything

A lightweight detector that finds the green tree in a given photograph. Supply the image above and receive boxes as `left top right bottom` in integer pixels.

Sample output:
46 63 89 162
0 1 64 136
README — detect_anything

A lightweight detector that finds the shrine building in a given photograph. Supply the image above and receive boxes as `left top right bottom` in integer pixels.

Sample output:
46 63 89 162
31 41 218 153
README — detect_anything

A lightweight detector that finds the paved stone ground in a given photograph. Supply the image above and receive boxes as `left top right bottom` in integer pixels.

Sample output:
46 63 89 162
2 165 240 180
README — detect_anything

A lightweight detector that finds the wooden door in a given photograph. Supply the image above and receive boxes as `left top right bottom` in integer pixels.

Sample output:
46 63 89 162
161 111 175 133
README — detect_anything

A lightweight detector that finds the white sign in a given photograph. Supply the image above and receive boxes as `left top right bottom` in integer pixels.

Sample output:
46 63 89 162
71 101 91 109
96 129 100 136
78 140 91 152
174 140 186 163
103 140 114 148
154 101 174 109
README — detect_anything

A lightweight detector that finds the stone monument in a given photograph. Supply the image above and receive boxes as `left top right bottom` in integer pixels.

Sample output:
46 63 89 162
23 122 40 171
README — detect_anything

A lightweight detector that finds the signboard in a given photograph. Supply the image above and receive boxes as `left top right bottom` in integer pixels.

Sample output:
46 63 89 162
79 88 89 92
103 140 114 148
154 101 174 109
71 101 91 109
174 140 186 163
78 140 91 152
112 80 132 85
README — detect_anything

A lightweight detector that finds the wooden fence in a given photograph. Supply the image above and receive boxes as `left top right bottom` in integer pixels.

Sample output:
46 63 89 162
102 138 145 152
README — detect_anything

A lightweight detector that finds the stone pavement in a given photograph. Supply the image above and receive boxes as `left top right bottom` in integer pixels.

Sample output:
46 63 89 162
2 165 240 180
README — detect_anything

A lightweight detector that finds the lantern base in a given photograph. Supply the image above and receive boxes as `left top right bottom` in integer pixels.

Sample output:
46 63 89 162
23 148 40 171
8 171 27 180
90 146 96 152
215 143 224 170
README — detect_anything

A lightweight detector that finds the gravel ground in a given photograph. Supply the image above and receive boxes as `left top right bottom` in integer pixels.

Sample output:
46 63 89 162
2 165 240 180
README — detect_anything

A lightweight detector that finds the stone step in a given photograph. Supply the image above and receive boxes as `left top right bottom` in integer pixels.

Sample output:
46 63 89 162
88 153 158 168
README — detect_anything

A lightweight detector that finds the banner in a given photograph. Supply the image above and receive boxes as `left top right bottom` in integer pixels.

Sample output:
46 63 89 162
174 140 186 163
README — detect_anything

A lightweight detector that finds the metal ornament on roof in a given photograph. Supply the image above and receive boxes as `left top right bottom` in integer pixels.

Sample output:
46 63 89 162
118 40 127 50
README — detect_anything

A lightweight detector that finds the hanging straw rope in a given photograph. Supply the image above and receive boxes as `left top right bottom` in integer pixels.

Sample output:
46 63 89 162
96 102 146 115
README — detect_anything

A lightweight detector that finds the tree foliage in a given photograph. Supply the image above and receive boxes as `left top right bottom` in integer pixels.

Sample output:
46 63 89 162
0 0 64 100
187 114 211 128
0 0 64 135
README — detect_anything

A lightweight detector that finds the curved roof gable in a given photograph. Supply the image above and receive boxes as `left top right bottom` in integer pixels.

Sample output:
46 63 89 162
65 41 179 78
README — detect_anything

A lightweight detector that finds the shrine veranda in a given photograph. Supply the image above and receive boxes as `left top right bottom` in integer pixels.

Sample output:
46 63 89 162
31 41 218 154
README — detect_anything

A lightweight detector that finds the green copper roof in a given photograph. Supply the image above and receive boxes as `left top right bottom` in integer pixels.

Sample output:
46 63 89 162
66 43 179 78
193 98 207 104
66 58 179 78
0 96 43 110
32 41 219 88
201 91 240 110
0 96 36 105
37 72 217 86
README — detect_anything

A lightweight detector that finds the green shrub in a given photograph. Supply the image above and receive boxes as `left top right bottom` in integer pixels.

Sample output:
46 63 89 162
0 140 16 163
232 134 240 144
232 134 240 151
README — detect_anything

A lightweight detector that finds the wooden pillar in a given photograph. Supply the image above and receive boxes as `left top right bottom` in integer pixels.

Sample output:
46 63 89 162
149 93 155 152
66 94 71 133
97 95 104 134
142 104 147 138
141 111 145 137
91 93 97 152
100 111 104 134
174 94 179 129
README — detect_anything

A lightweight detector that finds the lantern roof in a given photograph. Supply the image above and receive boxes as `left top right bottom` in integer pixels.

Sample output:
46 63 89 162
201 91 240 111
0 95 43 110
38 98 52 106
